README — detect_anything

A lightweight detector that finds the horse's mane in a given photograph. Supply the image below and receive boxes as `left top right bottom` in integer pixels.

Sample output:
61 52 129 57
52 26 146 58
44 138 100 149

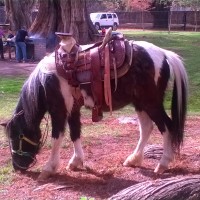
20 53 57 126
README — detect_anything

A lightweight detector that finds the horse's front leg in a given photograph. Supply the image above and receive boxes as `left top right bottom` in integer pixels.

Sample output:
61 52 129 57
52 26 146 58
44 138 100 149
38 134 64 181
123 111 153 167
67 107 84 170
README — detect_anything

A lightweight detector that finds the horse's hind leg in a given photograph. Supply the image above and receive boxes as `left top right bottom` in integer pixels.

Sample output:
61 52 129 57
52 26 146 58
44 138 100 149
123 111 153 167
67 108 84 170
148 110 174 174
154 126 174 174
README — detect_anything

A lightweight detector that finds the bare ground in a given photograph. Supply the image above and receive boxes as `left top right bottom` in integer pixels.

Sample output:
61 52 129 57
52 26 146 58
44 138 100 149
0 58 200 200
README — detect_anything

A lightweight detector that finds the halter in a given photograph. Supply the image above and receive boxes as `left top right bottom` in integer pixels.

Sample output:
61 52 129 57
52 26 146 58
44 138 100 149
11 134 39 157
10 133 39 170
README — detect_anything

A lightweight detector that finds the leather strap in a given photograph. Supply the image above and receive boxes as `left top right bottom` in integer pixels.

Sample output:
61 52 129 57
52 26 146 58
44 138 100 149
104 44 112 115
90 47 103 122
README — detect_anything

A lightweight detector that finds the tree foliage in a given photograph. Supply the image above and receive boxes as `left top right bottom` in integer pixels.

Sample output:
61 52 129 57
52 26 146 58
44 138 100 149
171 0 200 10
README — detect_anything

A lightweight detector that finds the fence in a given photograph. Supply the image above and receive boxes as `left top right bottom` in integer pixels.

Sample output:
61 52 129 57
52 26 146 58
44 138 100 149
116 11 200 31
1 6 200 31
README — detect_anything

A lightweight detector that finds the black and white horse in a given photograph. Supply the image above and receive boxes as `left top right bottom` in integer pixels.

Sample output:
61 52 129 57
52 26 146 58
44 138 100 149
2 38 188 180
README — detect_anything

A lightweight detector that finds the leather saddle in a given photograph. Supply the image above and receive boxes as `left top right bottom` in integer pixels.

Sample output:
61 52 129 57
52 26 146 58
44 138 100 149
55 30 132 122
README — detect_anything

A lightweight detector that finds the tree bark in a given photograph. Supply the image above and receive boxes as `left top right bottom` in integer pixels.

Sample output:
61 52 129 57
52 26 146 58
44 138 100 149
109 175 200 200
29 0 58 37
29 0 97 44
144 145 163 160
5 0 98 44
5 0 35 30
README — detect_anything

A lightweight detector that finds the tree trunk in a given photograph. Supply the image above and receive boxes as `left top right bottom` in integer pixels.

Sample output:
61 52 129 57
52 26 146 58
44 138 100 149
29 0 58 37
29 0 97 44
5 0 35 30
109 175 200 200
144 145 163 160
5 0 98 44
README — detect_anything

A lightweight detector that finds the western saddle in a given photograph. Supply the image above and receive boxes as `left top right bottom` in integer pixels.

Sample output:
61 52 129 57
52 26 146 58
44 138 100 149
55 28 132 122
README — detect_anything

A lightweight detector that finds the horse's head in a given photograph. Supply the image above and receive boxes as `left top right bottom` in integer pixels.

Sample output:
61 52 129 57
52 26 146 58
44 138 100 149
80 84 95 109
1 111 41 171
80 84 105 122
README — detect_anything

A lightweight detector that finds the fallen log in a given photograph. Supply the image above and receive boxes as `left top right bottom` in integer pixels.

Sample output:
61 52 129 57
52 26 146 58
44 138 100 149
144 145 163 160
109 175 200 200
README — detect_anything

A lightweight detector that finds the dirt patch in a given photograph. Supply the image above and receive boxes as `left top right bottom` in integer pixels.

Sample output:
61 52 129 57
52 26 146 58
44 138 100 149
0 59 37 77
0 58 200 200
0 115 200 200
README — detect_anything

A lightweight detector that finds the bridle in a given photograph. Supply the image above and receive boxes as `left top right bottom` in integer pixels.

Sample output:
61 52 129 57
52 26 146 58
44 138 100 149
7 110 50 170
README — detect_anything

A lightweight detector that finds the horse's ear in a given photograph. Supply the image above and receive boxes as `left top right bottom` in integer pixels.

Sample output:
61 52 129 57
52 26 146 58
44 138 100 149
0 121 8 127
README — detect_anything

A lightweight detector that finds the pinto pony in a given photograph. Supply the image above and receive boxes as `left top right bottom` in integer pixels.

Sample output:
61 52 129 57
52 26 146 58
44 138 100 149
2 32 188 180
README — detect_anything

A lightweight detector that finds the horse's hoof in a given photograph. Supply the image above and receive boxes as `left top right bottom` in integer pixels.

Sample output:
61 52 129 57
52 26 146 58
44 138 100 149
37 170 53 182
66 163 78 171
123 154 143 167
123 159 132 167
154 164 168 174
67 157 83 171
66 162 83 171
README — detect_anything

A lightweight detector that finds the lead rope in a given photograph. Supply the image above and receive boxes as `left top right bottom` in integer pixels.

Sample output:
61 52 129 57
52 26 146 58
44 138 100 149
39 113 50 148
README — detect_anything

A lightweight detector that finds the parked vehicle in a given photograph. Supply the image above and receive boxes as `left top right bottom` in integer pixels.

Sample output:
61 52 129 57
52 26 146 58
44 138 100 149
90 12 119 31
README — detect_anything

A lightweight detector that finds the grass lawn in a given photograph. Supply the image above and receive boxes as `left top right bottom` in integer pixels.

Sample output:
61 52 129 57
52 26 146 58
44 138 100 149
0 77 26 118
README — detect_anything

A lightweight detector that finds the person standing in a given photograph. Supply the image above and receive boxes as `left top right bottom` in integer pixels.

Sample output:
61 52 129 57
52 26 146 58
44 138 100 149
0 27 5 60
7 29 15 41
15 27 28 63
6 29 15 60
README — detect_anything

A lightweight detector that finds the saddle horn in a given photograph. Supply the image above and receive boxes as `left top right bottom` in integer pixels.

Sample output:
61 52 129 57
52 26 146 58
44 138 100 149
99 27 112 50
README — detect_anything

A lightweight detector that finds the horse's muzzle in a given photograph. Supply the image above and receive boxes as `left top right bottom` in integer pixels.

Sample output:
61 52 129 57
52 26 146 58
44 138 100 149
12 154 35 171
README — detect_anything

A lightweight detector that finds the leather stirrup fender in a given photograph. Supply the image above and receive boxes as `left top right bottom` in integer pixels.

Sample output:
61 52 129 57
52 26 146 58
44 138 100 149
90 47 103 122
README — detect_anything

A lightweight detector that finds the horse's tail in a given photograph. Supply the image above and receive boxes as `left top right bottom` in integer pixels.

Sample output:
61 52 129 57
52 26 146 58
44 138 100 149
164 50 188 150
